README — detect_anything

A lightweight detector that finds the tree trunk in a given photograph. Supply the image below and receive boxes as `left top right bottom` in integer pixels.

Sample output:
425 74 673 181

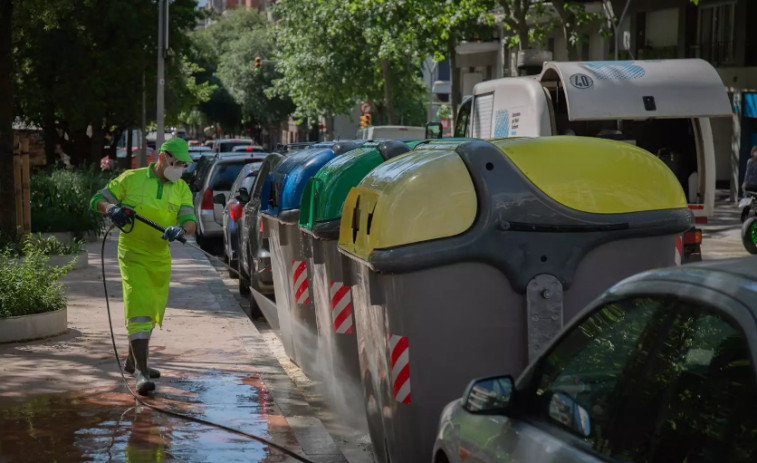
380 58 395 125
43 112 57 166
0 0 16 236
70 127 90 167
89 120 104 165
125 127 133 167
448 36 460 132
563 26 580 60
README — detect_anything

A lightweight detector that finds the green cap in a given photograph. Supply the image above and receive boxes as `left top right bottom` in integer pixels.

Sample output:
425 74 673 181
160 137 191 163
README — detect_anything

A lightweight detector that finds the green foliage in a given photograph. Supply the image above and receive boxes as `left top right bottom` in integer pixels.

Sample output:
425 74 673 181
1 233 85 257
12 0 199 162
30 166 116 235
0 246 73 319
270 0 440 123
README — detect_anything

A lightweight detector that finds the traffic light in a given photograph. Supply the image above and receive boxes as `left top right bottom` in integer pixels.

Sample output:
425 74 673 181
360 115 367 129
364 113 372 127
254 56 262 73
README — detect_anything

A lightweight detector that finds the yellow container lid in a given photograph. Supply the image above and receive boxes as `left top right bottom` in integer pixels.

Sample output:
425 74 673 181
491 136 687 214
338 148 477 259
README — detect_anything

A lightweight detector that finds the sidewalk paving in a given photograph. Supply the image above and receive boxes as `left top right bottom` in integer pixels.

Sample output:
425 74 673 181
0 232 351 462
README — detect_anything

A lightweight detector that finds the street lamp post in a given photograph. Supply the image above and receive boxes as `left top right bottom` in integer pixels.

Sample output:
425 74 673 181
156 0 169 149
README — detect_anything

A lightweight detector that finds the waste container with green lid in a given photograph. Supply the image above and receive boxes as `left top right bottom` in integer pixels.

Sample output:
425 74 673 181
259 140 363 378
297 139 424 417
337 136 693 463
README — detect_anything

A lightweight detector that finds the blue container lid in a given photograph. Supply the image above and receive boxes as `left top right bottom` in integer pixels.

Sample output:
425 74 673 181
260 141 363 218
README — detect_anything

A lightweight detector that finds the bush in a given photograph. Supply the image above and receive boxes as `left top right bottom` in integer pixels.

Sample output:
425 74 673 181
0 245 74 319
0 233 85 257
30 165 116 236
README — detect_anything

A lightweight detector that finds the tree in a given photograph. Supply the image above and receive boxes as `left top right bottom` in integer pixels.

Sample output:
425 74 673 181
0 0 15 236
193 8 293 132
414 0 497 128
13 0 199 165
271 0 429 125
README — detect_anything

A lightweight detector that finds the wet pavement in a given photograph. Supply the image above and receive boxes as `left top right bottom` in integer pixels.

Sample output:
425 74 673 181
0 375 297 462
0 233 357 462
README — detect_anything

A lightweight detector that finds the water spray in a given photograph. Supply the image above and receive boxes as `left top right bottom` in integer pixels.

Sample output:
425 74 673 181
101 212 314 462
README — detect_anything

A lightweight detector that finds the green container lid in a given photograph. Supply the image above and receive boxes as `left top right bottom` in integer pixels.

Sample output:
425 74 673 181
299 139 424 238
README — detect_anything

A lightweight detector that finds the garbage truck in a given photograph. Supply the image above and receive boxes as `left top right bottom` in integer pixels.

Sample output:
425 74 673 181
452 59 733 262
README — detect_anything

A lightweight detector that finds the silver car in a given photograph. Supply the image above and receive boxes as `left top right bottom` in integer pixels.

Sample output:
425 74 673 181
434 257 757 463
193 154 264 252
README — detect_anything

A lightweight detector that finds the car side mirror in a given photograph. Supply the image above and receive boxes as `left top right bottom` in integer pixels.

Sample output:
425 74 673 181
213 193 226 206
463 375 514 414
236 187 250 203
548 392 591 438
425 122 443 139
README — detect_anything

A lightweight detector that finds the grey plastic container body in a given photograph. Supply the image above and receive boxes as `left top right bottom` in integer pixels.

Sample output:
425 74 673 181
266 213 320 377
352 235 679 463
262 216 297 362
302 232 366 423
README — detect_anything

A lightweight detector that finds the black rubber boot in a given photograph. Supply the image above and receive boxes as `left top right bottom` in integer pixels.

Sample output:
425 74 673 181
124 345 160 378
130 339 156 396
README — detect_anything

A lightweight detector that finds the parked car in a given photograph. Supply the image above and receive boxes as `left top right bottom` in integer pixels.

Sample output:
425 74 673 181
188 145 212 161
275 142 314 153
192 154 266 252
239 153 284 317
231 145 266 153
433 256 757 463
211 138 254 154
219 162 264 280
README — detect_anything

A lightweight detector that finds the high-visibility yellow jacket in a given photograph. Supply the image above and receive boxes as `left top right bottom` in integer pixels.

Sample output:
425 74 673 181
91 164 196 327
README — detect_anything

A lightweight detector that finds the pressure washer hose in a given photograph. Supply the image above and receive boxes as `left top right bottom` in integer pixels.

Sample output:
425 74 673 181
101 223 315 463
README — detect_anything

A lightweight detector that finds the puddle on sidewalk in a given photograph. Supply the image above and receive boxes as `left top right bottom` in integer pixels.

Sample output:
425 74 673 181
0 372 301 462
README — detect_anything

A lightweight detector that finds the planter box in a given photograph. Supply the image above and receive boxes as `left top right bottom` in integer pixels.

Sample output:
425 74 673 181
0 308 67 343
47 251 88 270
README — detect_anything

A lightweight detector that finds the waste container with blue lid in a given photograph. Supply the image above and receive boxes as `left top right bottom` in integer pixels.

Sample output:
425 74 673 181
297 139 424 418
337 136 693 463
259 140 363 377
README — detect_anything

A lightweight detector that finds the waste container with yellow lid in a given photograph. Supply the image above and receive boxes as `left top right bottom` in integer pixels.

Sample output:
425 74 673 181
298 139 425 418
337 136 692 463
259 141 363 376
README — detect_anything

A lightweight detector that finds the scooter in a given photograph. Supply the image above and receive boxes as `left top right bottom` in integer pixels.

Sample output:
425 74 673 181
739 191 757 254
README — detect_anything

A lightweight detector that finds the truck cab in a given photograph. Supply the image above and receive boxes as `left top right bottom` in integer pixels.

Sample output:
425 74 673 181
455 59 733 261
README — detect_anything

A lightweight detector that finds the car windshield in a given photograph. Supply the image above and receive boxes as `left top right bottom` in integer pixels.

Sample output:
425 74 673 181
209 162 248 191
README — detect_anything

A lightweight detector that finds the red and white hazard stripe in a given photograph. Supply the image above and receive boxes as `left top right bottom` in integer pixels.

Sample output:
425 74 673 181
292 260 310 304
329 282 354 334
389 334 411 405
674 235 682 266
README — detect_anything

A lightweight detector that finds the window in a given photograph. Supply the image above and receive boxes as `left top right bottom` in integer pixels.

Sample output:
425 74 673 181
455 98 472 138
697 2 736 66
522 296 757 462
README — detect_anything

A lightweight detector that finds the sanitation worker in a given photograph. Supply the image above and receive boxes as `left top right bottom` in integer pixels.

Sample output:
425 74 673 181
90 137 196 395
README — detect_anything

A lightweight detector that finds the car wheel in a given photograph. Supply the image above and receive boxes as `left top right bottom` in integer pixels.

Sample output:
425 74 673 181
248 285 263 319
229 260 238 279
742 217 757 254
238 258 250 295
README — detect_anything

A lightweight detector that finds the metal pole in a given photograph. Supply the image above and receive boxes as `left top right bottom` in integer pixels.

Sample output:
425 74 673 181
156 0 166 150
140 71 147 167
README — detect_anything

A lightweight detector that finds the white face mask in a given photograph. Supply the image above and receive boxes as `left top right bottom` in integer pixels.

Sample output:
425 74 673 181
164 165 183 182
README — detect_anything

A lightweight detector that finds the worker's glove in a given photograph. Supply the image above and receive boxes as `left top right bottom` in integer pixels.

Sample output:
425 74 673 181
161 225 185 242
106 204 134 229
